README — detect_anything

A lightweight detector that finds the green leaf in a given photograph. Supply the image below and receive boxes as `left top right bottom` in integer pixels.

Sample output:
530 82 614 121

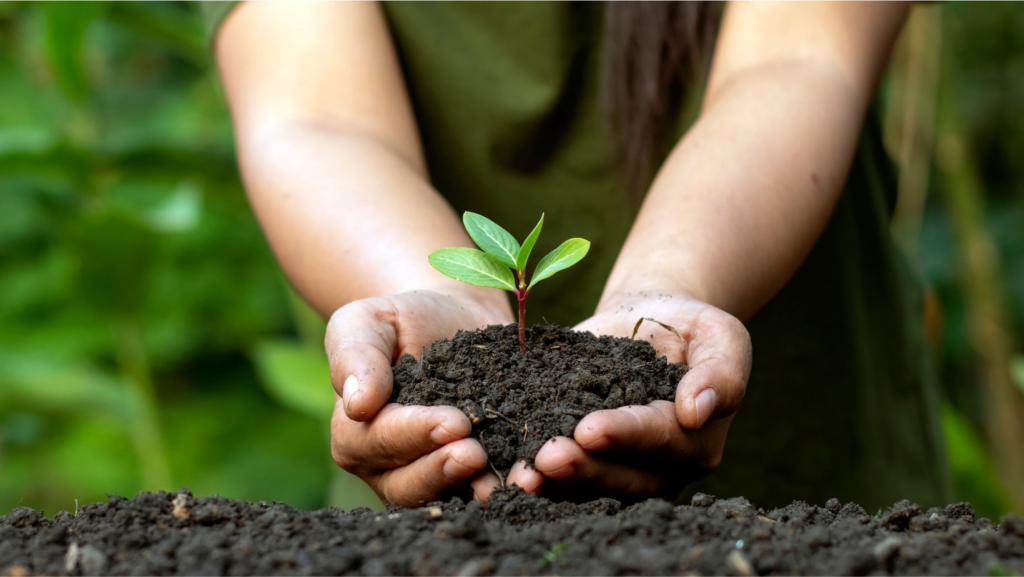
429 247 516 291
463 212 520 269
528 238 590 290
515 213 544 272
1011 354 1024 396
251 340 333 420
43 2 103 99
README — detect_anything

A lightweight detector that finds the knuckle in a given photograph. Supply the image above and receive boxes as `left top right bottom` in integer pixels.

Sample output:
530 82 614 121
330 437 359 473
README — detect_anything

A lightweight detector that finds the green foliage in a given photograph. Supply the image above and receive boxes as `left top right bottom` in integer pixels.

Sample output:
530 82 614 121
252 339 334 420
0 1 379 516
428 247 517 291
516 214 544 272
942 405 1012 520
1011 354 1024 396
540 542 570 568
529 238 591 290
463 212 521 270
430 211 590 292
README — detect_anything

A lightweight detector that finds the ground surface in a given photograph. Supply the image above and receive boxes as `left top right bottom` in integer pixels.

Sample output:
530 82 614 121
391 324 685 473
2 488 1023 576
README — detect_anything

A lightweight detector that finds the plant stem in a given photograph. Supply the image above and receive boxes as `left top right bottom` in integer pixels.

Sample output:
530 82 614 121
514 282 528 354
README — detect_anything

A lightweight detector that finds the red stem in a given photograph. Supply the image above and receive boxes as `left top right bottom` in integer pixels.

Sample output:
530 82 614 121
514 280 528 353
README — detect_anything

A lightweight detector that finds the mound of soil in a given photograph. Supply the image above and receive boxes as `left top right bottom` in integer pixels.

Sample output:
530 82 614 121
390 324 686 472
2 488 1023 576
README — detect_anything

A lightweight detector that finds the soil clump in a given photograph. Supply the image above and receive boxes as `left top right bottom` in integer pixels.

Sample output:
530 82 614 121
2 488 1023 576
390 324 686 473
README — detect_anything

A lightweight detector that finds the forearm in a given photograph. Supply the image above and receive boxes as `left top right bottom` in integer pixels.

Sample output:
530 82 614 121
236 122 510 318
601 2 908 321
602 65 863 321
216 1 509 319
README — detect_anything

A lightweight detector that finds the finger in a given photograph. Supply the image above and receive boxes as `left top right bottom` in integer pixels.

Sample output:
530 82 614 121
326 298 400 421
676 312 751 429
505 461 544 494
331 403 472 471
376 438 488 507
533 437 672 501
470 472 502 503
574 401 684 455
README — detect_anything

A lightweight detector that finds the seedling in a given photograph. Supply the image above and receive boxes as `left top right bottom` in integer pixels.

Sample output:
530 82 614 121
429 212 589 353
540 542 570 568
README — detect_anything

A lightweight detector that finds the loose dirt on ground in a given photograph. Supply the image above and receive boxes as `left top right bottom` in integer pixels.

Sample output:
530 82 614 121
2 488 1023 575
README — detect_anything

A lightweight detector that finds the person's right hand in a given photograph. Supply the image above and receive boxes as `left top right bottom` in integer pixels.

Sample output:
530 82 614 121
326 288 512 507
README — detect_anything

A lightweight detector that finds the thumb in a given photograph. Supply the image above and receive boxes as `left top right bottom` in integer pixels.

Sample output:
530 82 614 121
326 297 401 421
675 314 751 429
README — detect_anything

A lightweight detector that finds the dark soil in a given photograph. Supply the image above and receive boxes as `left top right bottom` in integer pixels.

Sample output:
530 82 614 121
390 324 686 473
3 488 1023 576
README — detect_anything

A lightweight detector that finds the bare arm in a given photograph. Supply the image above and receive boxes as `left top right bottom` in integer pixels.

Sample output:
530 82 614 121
519 2 909 500
217 1 509 318
217 2 511 506
603 1 909 321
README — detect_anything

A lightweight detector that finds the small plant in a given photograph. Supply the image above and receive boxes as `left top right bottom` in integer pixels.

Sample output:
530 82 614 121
540 542 570 568
429 212 589 353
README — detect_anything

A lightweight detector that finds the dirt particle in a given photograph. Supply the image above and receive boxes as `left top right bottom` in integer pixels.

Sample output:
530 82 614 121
64 543 80 573
171 494 191 520
726 549 755 576
79 545 106 575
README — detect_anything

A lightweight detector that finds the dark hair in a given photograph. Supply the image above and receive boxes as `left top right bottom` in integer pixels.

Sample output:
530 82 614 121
602 2 722 197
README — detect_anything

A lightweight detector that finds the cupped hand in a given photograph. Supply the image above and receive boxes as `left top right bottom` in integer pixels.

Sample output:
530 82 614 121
505 292 752 502
326 288 511 507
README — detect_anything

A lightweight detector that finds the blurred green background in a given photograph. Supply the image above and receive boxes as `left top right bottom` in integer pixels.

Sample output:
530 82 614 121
0 2 1022 519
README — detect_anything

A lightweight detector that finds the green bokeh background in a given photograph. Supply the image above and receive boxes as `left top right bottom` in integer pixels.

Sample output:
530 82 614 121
0 2 1021 519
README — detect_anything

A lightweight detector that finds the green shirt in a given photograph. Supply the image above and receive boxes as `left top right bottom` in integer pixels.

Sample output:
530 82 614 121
203 1 953 512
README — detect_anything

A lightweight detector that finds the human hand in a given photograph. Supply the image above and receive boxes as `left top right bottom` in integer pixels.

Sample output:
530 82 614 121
326 289 512 506
505 292 752 502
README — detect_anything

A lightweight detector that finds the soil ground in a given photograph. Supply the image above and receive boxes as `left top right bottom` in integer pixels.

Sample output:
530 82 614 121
2 488 1023 576
391 324 685 473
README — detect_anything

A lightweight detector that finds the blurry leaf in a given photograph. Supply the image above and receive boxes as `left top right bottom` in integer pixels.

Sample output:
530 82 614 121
146 180 202 233
107 2 206 66
283 282 327 348
73 211 159 318
43 2 104 99
463 211 520 268
1011 354 1024 396
528 238 590 290
327 468 383 512
251 340 333 419
0 352 136 419
1 413 44 446
942 404 1013 519
428 247 516 290
516 213 544 272
0 127 57 156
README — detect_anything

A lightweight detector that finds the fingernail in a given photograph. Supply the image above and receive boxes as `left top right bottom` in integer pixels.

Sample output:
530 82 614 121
695 388 717 427
443 456 477 480
545 463 576 480
342 375 358 411
581 436 609 450
430 425 459 445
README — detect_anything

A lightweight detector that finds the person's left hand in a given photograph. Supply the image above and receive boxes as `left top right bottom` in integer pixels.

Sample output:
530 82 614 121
504 291 752 502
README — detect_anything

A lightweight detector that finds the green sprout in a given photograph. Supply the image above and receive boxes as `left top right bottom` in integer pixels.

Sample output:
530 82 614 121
429 212 590 353
540 542 571 568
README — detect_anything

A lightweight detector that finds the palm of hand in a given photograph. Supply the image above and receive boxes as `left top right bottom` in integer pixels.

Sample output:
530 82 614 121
506 292 752 502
